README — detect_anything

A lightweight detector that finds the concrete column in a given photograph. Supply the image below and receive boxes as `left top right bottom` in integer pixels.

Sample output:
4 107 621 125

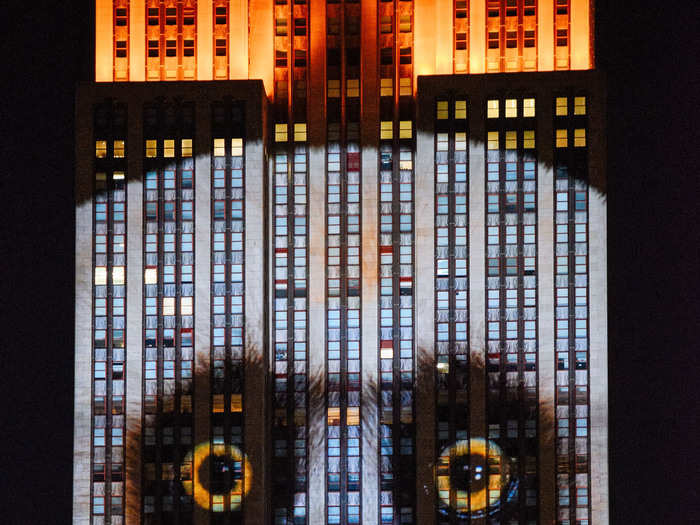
95 0 113 81
307 2 327 522
73 86 94 525
196 0 213 80
570 0 592 70
537 0 555 71
229 0 249 79
468 0 486 73
243 89 269 524
193 98 212 525
468 91 486 525
125 98 144 525
129 0 146 81
588 87 609 525
415 88 436 525
360 3 380 525
536 90 556 525
248 0 274 96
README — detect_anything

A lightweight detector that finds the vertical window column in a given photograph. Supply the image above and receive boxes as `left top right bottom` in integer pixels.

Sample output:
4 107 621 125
453 0 469 72
485 97 539 521
433 99 470 524
92 103 127 524
113 0 130 80
554 0 570 69
554 95 590 525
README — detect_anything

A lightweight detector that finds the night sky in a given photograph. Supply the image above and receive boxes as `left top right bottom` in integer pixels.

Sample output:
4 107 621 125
1 1 698 523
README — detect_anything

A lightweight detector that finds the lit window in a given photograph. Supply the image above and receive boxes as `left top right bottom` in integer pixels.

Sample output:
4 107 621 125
399 77 411 96
214 138 225 156
455 132 467 151
275 124 288 142
487 99 499 118
399 14 411 32
232 138 243 156
95 267 107 285
505 99 517 118
556 129 568 148
144 268 157 284
95 140 107 158
347 79 360 97
574 96 586 115
487 131 499 150
294 123 307 142
145 139 157 157
574 128 586 147
455 100 467 119
380 78 393 97
181 297 193 315
523 98 535 117
113 140 125 158
380 121 393 140
164 139 175 158
163 297 175 316
436 101 448 120
523 130 535 149
399 121 412 139
505 131 517 149
347 407 360 425
113 266 125 285
181 138 192 157
328 79 340 98
436 133 448 151
556 97 568 116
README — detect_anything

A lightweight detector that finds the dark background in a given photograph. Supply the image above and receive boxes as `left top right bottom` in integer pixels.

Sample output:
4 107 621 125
1 1 698 523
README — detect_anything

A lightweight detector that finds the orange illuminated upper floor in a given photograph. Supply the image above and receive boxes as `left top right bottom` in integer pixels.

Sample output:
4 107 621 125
96 0 593 90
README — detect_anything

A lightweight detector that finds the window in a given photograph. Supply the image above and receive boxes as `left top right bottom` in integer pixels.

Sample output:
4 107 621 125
487 99 499 119
556 129 568 148
556 97 568 116
294 123 307 142
487 131 499 150
275 124 288 142
380 121 393 140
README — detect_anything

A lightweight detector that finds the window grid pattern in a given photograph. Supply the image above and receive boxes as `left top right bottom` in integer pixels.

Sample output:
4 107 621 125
142 104 195 524
210 102 246 520
325 1 363 522
272 138 309 525
433 99 470 524
92 103 128 524
378 2 416 522
146 0 198 81
553 95 591 525
453 0 469 72
485 97 539 521
213 0 230 79
486 0 538 73
273 0 309 120
113 0 130 80
554 0 571 69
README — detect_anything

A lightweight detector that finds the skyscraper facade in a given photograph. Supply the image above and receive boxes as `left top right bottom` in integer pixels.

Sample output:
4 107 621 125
74 2 607 525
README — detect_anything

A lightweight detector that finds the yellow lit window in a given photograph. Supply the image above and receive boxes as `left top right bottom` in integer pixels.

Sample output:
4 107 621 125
399 14 411 32
96 140 107 158
505 131 517 149
144 268 157 284
505 99 517 118
231 393 242 412
380 121 393 140
146 139 157 158
231 138 243 156
212 495 224 512
112 266 125 285
213 394 224 413
328 79 340 98
437 133 448 151
294 123 307 142
347 79 359 97
181 297 193 315
380 78 393 97
556 97 568 116
455 100 467 119
399 120 412 139
574 128 586 147
523 98 536 117
487 131 499 150
95 266 107 285
399 77 411 96
163 139 175 158
113 171 125 180
380 15 392 34
181 138 192 157
400 153 412 170
556 129 568 148
436 101 449 120
113 140 125 158
181 395 192 413
455 132 467 151
275 123 288 142
574 96 586 115
347 407 360 426
380 347 393 359
523 130 535 149
95 172 107 190
487 99 499 119
214 138 225 156
327 407 340 425
163 297 175 316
